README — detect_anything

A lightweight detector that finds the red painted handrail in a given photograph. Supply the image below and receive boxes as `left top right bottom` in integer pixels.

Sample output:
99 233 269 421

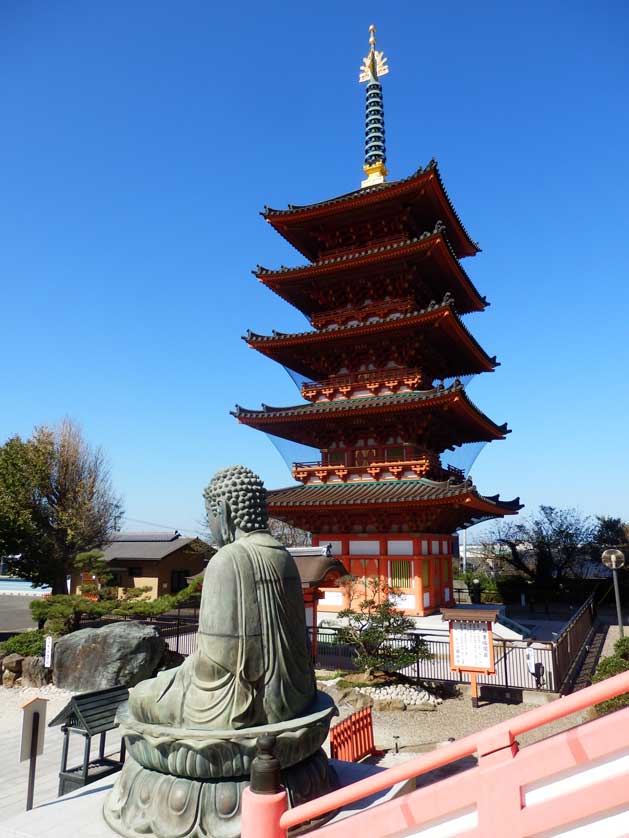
329 707 379 762
279 669 629 831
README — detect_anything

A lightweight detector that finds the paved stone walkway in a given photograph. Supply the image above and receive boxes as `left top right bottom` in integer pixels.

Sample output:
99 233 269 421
0 686 122 822
0 595 38 634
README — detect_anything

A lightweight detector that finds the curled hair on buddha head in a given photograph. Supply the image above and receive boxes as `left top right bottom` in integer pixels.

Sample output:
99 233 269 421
203 465 268 534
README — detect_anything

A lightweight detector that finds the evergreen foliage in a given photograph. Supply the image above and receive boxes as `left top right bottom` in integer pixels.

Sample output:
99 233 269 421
0 629 46 657
30 575 204 635
336 576 431 676
592 638 629 716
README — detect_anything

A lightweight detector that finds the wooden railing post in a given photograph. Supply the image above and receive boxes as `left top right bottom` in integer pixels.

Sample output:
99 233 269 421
241 734 288 838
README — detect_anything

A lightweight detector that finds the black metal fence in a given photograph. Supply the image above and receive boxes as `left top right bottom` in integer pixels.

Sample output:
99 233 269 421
77 595 595 695
307 595 596 694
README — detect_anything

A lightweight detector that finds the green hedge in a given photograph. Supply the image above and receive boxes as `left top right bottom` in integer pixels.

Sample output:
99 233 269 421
612 636 629 662
592 641 629 716
0 629 46 658
30 577 204 635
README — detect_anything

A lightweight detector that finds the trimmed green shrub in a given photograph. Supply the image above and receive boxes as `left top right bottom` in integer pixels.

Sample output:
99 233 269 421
592 653 629 716
30 577 204 634
613 637 629 662
0 629 46 657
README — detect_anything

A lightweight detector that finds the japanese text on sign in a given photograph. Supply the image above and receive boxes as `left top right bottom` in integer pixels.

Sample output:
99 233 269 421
451 620 492 670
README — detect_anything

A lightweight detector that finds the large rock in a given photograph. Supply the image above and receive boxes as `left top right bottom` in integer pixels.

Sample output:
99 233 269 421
374 698 407 712
2 670 16 688
53 621 166 691
22 656 49 688
345 689 374 710
3 653 24 674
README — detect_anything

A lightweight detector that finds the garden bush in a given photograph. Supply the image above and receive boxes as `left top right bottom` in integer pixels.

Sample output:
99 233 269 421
592 653 629 716
0 629 46 657
30 577 204 635
613 636 629 662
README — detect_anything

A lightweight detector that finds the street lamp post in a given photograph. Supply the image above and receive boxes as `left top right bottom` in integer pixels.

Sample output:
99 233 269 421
601 548 626 639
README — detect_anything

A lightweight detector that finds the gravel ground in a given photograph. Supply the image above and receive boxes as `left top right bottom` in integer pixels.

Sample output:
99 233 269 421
0 683 74 715
600 622 627 659
319 677 588 769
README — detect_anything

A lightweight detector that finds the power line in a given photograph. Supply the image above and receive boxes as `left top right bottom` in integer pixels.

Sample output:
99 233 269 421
122 516 209 539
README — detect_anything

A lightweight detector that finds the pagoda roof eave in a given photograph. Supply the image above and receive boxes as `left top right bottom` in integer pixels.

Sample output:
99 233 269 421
244 298 497 379
261 160 480 261
232 384 510 446
266 478 522 518
255 231 487 317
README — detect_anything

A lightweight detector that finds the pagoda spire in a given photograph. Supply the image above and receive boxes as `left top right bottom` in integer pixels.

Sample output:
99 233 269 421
359 24 389 188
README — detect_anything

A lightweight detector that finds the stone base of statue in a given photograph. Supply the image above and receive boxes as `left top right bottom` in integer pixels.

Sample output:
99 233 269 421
103 692 338 838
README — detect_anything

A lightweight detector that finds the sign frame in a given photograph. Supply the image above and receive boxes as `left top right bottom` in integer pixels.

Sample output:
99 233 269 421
442 607 500 708
448 619 496 675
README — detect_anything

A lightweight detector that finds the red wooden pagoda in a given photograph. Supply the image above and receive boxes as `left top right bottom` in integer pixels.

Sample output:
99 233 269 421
233 27 521 617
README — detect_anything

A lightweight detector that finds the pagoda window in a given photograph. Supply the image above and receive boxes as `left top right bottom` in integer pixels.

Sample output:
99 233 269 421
354 448 377 467
421 539 429 555
385 446 404 462
328 450 346 466
431 539 441 555
422 561 430 587
390 559 412 589
441 557 450 581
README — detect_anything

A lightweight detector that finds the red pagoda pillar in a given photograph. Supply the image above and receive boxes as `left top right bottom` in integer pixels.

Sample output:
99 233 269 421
233 27 521 618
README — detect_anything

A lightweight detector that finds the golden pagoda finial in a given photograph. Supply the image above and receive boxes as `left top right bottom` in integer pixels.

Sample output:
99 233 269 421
359 25 389 188
359 24 389 83
369 23 376 49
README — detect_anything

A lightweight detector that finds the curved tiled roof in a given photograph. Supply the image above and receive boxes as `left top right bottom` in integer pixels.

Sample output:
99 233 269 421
267 478 521 513
232 383 510 443
255 222 453 278
254 227 487 317
243 293 498 375
262 160 480 259
262 163 433 217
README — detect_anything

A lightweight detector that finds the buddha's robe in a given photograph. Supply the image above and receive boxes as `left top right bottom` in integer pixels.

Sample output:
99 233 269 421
129 530 316 729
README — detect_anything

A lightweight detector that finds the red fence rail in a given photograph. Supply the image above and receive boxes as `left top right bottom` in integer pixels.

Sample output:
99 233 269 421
329 708 380 762
241 670 629 838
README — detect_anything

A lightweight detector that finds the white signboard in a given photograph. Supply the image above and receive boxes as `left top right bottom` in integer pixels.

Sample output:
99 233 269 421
451 620 492 671
20 698 47 762
44 635 53 669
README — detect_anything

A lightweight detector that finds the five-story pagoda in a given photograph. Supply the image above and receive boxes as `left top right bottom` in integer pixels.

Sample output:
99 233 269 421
234 27 521 617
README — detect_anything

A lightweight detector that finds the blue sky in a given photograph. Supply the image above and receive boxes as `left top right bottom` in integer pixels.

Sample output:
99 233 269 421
2 1 628 540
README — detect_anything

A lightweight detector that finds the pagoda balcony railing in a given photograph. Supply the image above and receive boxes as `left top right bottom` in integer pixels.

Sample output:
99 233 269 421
445 463 465 481
310 296 416 330
292 457 437 483
292 459 465 484
301 367 428 401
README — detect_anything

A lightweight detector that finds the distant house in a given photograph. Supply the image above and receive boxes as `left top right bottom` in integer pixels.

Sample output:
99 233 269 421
71 531 212 599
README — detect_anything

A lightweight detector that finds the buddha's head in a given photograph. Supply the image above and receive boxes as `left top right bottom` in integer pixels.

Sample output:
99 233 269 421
203 465 269 546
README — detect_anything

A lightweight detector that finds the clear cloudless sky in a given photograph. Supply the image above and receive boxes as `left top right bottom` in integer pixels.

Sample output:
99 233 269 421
1 1 628 540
